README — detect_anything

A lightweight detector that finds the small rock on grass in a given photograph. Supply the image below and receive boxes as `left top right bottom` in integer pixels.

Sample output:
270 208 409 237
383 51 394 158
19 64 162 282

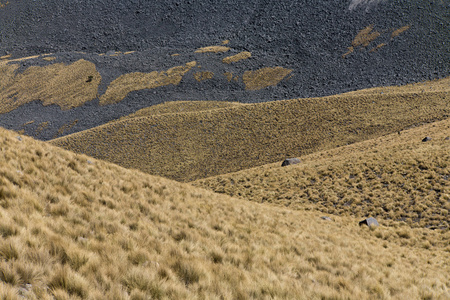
422 136 432 142
359 217 379 227
281 158 301 167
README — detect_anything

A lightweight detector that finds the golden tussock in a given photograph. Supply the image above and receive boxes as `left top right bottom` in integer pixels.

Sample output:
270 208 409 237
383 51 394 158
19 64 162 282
0 127 449 298
99 61 197 105
0 59 101 113
242 67 292 90
222 51 252 64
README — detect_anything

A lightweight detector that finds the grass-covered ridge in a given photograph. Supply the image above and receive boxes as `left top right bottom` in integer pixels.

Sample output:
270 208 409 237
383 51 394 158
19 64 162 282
51 77 450 182
194 116 450 232
1 127 449 299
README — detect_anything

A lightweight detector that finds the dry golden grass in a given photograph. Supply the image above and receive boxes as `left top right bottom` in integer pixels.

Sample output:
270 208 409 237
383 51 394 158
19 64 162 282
111 100 242 123
42 57 56 62
0 54 11 60
0 59 101 113
222 51 252 64
193 71 214 82
53 120 79 139
52 77 450 182
0 1 8 8
391 25 410 39
194 116 450 232
194 46 230 53
224 72 234 82
99 61 197 105
342 24 410 58
1 127 449 299
369 43 386 53
242 67 292 90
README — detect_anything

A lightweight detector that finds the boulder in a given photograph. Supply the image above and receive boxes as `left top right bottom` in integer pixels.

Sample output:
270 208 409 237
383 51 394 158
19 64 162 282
321 216 332 221
359 217 379 227
281 158 301 167
422 136 432 142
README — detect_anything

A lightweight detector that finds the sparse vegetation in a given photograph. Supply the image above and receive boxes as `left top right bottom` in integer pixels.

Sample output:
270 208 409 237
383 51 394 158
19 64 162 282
0 127 448 299
194 46 230 53
99 61 197 105
193 71 214 82
222 51 251 64
243 67 292 90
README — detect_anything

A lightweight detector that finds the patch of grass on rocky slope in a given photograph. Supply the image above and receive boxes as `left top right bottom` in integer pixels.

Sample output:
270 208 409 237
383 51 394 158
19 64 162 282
1 127 449 299
51 77 450 182
194 116 450 232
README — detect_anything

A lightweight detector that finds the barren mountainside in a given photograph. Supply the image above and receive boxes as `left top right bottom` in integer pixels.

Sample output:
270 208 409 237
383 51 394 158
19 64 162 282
0 0 449 140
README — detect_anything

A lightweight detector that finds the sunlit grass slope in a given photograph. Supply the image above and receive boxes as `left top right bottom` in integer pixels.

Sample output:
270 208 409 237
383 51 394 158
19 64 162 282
111 100 243 123
194 116 450 232
1 127 449 299
51 77 450 182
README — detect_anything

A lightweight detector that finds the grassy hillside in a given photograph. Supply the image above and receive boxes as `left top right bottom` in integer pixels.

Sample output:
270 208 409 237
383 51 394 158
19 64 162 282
111 101 243 123
194 116 450 232
51 77 450 182
1 127 449 299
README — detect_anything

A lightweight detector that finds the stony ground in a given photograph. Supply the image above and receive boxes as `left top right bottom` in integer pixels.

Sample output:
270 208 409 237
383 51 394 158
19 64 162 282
0 0 449 140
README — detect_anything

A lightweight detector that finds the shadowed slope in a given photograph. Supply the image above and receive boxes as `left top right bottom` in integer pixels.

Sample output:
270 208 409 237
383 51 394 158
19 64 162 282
51 78 450 182
1 127 449 299
194 116 450 231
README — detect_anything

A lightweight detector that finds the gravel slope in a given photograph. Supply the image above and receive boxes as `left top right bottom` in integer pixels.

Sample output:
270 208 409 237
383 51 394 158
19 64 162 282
0 0 449 140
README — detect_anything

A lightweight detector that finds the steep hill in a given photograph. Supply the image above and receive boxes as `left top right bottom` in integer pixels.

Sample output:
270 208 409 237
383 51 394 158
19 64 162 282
50 77 450 182
0 0 448 140
1 128 449 299
194 115 450 231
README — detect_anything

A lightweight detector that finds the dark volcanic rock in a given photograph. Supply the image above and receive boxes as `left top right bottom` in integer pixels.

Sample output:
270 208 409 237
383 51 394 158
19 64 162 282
359 217 379 227
281 158 301 167
0 0 449 140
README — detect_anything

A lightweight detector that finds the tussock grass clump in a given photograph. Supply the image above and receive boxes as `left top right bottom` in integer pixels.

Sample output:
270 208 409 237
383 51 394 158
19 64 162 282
52 77 450 182
1 127 449 298
0 59 101 113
